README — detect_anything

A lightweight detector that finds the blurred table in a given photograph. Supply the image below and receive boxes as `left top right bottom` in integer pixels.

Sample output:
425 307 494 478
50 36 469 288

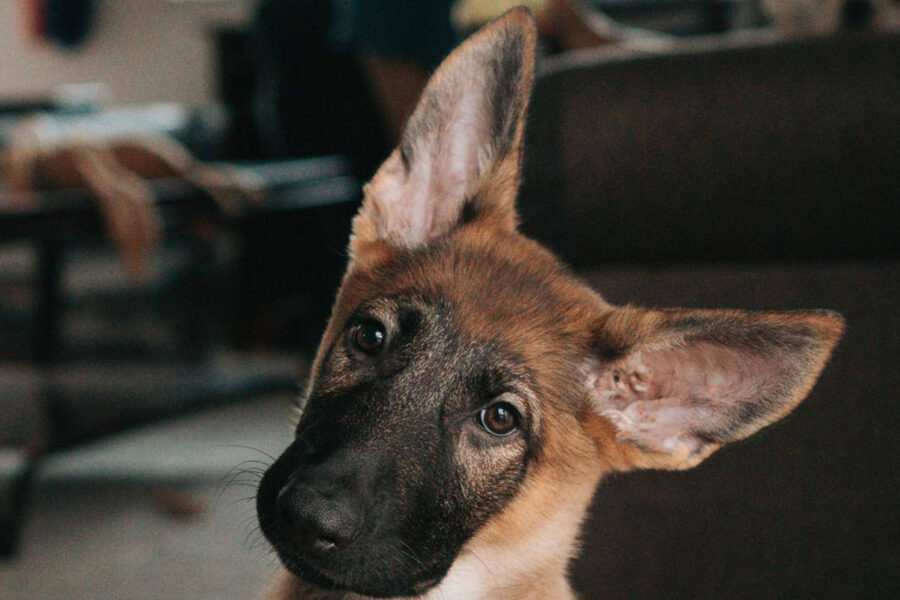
0 157 360 556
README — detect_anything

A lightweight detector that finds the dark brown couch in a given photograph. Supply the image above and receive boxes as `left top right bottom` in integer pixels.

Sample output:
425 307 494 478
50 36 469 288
519 31 900 599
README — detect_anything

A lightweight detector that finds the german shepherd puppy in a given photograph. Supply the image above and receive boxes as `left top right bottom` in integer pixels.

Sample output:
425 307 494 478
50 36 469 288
256 8 844 600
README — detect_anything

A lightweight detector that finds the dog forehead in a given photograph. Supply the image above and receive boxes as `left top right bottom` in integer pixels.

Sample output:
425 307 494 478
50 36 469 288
330 226 606 396
381 229 592 323
435 232 602 356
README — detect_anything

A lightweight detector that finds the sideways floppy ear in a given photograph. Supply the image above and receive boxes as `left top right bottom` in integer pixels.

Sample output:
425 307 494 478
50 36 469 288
586 308 845 470
350 8 537 257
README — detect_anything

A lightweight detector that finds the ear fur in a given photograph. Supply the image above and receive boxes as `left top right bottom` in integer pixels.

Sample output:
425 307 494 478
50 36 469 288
586 307 845 470
350 8 537 258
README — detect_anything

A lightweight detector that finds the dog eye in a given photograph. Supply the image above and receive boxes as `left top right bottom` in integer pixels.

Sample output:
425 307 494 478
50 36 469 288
477 402 519 437
350 320 386 355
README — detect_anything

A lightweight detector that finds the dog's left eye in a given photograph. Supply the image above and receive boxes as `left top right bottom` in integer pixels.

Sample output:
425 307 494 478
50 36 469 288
350 320 386 355
477 402 520 437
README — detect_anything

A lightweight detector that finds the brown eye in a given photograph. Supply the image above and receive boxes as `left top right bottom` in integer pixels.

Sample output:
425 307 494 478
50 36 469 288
477 402 519 437
351 321 386 354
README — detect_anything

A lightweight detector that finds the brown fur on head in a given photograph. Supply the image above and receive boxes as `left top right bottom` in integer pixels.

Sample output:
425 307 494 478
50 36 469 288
257 8 844 600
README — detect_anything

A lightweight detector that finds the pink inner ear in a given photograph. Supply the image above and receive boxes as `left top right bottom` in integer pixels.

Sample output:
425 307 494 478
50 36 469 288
364 82 493 249
588 343 778 461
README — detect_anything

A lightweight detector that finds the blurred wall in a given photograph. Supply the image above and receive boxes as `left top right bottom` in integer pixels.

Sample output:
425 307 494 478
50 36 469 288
0 0 254 106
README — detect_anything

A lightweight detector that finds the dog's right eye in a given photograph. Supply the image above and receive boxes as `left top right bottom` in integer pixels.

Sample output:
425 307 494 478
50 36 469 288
350 320 386 355
477 402 520 437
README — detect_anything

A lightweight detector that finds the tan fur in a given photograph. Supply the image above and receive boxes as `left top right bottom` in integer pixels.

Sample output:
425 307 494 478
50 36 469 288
263 8 844 600
266 218 843 600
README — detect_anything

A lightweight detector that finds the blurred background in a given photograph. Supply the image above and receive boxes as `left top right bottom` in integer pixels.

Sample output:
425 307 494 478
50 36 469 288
0 1 897 599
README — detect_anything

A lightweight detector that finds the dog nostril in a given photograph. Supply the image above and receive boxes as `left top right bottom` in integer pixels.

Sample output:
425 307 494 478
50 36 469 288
300 514 355 556
276 484 358 555
276 485 300 529
311 536 337 554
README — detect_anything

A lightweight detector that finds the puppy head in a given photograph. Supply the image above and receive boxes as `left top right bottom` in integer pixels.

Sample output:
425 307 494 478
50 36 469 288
257 8 843 597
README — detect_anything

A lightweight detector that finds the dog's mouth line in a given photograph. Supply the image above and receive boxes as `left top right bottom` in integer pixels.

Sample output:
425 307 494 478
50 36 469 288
266 529 446 595
269 538 351 589
265 532 361 584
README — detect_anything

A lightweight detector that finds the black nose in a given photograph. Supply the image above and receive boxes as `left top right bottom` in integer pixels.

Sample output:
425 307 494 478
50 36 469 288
276 482 360 555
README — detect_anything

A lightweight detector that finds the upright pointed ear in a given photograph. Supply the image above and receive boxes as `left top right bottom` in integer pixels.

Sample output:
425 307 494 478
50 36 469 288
350 8 537 257
585 307 845 471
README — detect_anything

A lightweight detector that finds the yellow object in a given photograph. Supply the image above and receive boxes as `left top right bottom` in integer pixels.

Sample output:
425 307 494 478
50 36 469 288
451 0 550 30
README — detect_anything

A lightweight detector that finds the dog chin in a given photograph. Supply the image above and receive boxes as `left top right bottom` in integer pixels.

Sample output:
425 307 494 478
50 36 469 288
277 548 447 599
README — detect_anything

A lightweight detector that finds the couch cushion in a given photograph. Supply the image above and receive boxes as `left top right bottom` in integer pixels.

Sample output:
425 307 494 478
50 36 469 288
520 33 900 265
